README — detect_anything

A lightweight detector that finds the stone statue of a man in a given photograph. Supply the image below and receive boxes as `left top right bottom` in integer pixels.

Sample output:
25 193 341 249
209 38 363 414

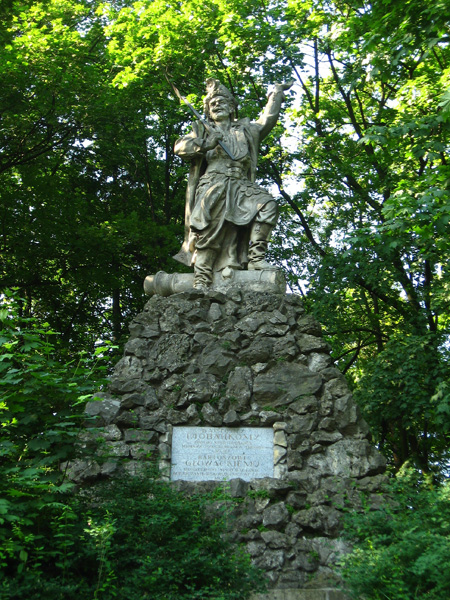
174 78 292 289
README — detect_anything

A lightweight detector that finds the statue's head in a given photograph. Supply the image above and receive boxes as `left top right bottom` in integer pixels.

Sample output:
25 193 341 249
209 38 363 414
203 78 237 120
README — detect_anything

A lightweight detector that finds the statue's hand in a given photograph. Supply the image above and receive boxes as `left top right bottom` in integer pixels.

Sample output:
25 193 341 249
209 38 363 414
203 130 223 151
273 80 295 98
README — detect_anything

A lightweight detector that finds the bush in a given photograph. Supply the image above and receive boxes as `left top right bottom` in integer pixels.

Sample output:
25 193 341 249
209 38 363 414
1 471 263 600
0 290 111 573
340 467 450 600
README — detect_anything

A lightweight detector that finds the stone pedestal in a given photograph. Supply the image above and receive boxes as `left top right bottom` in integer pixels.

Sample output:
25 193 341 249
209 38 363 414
70 286 386 592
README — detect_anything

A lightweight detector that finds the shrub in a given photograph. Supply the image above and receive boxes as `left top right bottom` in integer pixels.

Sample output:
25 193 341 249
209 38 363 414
0 290 111 573
340 467 450 600
1 471 264 600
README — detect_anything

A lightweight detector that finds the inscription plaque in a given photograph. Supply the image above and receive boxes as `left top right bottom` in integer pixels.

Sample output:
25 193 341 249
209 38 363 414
170 426 274 482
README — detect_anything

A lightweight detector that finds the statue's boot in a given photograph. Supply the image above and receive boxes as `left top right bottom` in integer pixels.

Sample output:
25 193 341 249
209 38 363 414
193 248 216 289
248 222 277 270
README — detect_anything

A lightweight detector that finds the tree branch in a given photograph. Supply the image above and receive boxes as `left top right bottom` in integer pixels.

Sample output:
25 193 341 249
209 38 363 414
268 160 327 258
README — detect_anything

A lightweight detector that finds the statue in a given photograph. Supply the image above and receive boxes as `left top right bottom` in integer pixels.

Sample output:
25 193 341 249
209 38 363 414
173 79 293 289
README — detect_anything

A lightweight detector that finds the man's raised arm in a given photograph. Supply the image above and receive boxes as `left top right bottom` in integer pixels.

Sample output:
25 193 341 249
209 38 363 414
256 81 294 141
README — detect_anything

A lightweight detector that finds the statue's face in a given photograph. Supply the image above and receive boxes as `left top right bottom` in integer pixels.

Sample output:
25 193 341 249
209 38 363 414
209 95 232 121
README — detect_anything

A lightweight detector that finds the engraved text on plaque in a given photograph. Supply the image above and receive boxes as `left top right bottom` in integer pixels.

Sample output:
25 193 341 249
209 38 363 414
170 426 274 481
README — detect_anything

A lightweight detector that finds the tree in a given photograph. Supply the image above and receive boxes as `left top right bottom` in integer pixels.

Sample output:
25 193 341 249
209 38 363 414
277 0 450 474
0 0 187 351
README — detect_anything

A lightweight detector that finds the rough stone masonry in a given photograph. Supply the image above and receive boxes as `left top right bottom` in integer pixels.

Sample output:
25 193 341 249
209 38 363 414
65 288 387 593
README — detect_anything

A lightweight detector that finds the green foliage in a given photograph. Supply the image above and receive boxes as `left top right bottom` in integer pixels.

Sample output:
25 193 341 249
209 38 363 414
340 468 450 600
0 0 188 349
1 471 264 600
0 290 111 571
354 333 450 474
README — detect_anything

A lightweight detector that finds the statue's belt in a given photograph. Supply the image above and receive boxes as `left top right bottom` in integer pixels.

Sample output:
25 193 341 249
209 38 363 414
205 162 248 178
